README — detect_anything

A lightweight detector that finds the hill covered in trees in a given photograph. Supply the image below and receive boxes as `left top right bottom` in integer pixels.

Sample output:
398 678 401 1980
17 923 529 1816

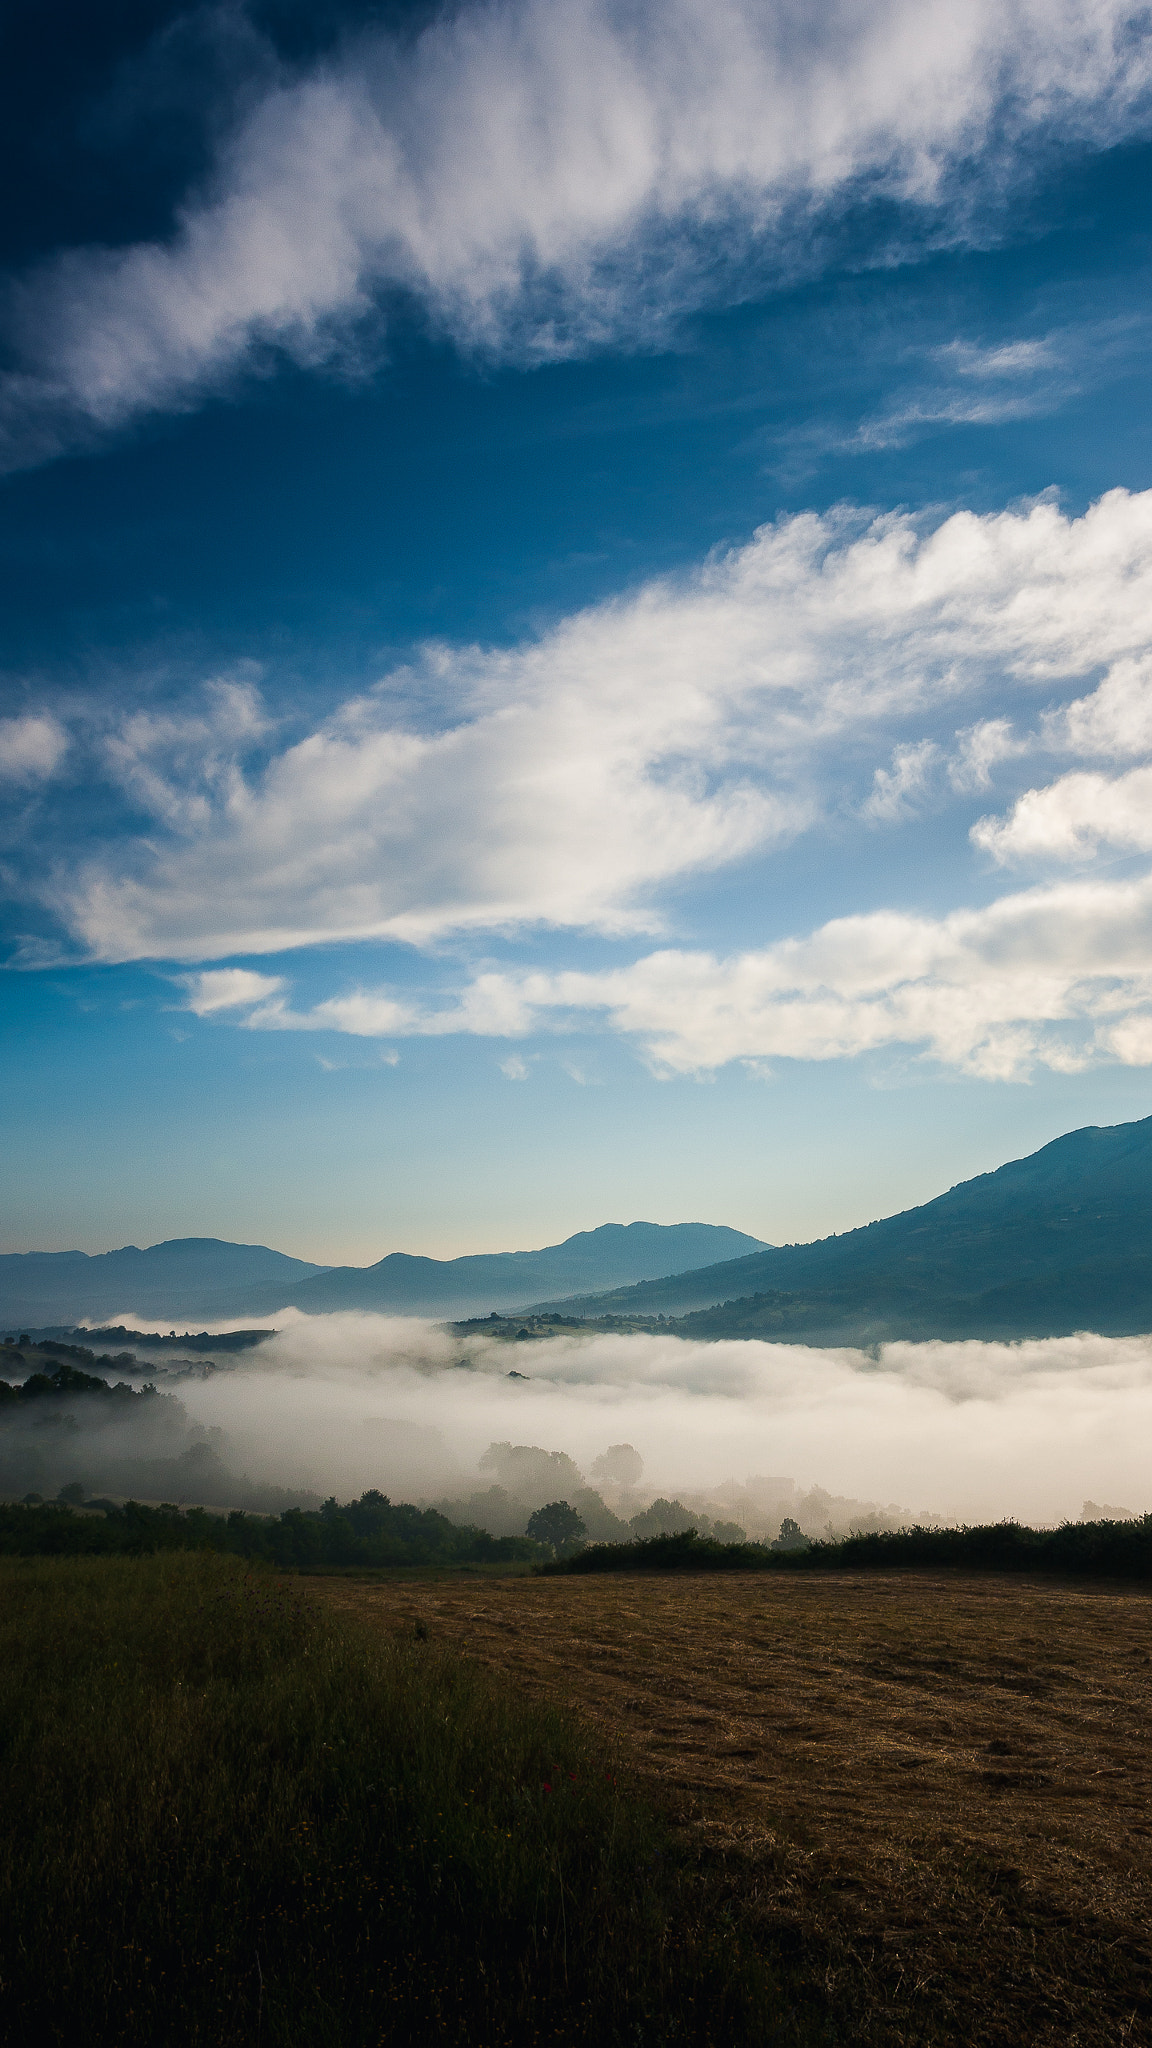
525 1114 1152 1342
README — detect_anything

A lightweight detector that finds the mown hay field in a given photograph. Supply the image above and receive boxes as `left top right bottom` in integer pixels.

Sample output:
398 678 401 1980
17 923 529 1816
318 1569 1152 2045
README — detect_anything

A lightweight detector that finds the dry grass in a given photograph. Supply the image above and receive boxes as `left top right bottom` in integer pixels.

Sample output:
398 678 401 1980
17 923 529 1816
317 1569 1152 2044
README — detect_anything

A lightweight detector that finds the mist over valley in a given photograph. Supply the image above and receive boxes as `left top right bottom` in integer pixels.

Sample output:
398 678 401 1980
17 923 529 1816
7 1114 1152 1535
6 1307 1151 1539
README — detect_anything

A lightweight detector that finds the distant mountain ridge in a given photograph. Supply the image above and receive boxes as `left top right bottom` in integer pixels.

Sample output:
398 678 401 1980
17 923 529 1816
10 1114 1152 1338
262 1222 767 1317
528 1114 1152 1342
0 1239 329 1327
0 1222 766 1327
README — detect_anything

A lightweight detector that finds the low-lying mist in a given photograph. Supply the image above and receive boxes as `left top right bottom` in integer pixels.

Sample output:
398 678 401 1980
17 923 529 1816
134 1315 1152 1536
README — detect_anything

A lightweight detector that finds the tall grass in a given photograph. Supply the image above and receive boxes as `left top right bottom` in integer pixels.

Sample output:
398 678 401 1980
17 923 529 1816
0 1554 796 2046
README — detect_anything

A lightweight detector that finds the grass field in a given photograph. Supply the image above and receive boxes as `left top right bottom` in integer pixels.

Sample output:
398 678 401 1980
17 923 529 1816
8 1554 1152 2044
318 1568 1152 2044
0 1553 792 2047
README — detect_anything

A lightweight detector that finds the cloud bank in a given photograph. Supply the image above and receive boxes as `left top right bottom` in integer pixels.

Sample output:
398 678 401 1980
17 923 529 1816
405 870 1152 1079
180 867 1152 1079
3 0 1152 459
168 1315 1152 1529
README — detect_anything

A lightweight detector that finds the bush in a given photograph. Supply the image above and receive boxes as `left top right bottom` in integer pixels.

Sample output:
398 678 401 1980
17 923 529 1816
543 1517 1152 1580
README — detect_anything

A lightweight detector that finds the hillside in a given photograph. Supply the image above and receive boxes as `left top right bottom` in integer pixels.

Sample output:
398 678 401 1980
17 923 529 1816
0 1222 765 1327
527 1115 1152 1341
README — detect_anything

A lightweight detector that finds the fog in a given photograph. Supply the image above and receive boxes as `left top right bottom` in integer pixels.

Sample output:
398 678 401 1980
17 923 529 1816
139 1314 1152 1534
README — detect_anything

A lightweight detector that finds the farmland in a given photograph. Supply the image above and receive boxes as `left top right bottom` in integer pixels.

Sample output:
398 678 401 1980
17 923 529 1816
319 1568 1152 2044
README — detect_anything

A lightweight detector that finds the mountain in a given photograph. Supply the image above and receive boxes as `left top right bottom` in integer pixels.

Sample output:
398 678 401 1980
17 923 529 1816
0 1239 329 1329
526 1115 1152 1342
0 1222 766 1327
281 1222 767 1317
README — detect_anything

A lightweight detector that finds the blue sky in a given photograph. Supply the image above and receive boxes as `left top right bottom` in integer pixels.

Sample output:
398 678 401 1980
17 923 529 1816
6 0 1152 1261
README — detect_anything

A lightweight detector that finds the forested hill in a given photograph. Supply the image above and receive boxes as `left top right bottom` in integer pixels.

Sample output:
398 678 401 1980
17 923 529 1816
528 1115 1152 1342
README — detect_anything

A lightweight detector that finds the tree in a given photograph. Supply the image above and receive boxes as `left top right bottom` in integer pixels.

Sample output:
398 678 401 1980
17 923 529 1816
589 1443 644 1488
525 1500 586 1556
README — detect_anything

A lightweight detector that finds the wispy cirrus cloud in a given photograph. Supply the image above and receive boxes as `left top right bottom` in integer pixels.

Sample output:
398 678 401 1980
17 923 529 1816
3 0 1152 464
15 484 1152 1085
769 311 1152 473
42 487 1152 963
181 967 286 1015
864 738 942 820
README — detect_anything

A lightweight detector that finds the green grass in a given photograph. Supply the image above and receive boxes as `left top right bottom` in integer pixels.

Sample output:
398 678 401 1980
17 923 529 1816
0 1553 800 2047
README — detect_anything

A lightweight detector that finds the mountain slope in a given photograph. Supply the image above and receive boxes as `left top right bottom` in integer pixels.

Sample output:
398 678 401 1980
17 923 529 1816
0 1239 329 1328
282 1221 767 1317
528 1116 1152 1341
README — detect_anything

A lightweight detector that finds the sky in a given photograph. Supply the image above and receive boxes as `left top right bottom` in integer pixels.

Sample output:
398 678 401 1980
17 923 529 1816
6 0 1152 1261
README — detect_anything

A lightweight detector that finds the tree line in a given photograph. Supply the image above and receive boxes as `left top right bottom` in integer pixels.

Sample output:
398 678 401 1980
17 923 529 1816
0 1490 541 1568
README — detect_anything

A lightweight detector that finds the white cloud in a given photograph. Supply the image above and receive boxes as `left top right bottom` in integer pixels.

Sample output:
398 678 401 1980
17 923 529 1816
255 988 422 1035
973 763 1152 862
227 973 541 1040
1046 655 1152 758
204 867 1152 1082
504 872 1152 1077
947 717 1023 790
182 967 286 1014
864 738 941 819
814 314 1152 463
937 337 1058 378
1100 1013 1152 1065
499 1054 531 1080
101 675 269 830
3 0 1151 455
0 713 67 783
850 352 1071 451
50 489 1152 961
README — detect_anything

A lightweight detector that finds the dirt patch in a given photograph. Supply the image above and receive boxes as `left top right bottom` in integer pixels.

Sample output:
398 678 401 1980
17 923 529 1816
315 1569 1152 2043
